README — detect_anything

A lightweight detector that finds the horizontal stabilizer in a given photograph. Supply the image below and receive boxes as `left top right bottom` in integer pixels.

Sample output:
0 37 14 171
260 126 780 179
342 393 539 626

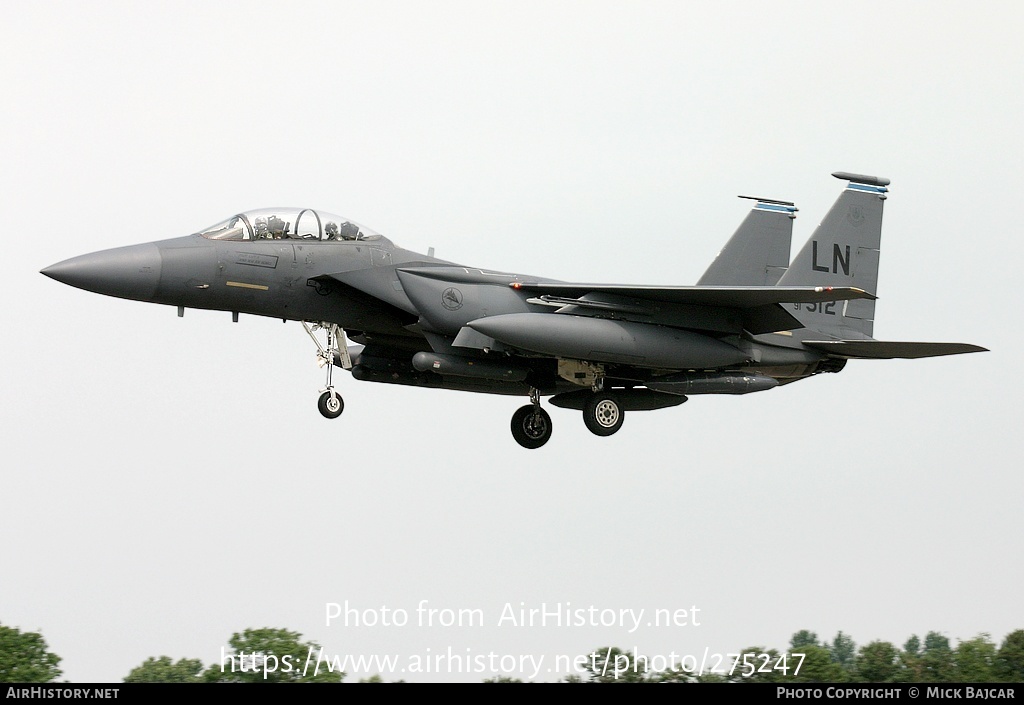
803 340 988 359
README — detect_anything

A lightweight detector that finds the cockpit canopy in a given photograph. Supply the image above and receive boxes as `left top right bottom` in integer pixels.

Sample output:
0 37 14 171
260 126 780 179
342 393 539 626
197 208 382 242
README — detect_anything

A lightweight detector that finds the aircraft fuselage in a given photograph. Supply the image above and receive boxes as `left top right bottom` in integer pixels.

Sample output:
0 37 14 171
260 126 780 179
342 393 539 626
42 174 986 448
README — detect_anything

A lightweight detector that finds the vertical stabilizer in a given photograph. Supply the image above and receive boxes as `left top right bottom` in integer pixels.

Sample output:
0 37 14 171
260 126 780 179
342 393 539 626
776 172 889 338
698 197 795 286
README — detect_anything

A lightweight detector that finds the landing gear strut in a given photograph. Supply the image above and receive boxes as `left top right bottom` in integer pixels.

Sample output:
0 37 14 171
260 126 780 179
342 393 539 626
511 388 552 449
303 321 351 419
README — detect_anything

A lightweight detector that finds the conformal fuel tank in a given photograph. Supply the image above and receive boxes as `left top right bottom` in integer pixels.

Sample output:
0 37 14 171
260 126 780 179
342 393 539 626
467 313 748 369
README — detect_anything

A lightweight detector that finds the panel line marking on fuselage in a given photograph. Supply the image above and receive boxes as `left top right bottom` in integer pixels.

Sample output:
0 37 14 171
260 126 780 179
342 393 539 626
226 281 269 291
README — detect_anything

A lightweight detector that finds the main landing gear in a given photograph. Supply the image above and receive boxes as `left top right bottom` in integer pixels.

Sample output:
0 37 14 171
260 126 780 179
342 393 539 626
303 321 351 419
509 385 626 448
579 376 624 437
511 388 553 449
583 391 624 436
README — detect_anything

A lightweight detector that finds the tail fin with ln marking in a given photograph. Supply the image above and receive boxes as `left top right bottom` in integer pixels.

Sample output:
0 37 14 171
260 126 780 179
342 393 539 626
776 172 888 339
780 172 988 359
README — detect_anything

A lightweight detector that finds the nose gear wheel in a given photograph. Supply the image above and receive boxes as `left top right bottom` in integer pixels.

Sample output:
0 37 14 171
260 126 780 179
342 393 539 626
303 321 351 419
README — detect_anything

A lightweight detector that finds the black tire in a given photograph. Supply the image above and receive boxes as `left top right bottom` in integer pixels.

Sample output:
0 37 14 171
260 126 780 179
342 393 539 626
583 392 624 436
510 405 553 449
318 391 344 419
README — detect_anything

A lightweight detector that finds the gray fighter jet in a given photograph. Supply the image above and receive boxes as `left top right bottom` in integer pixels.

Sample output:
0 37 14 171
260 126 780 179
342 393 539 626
42 172 986 448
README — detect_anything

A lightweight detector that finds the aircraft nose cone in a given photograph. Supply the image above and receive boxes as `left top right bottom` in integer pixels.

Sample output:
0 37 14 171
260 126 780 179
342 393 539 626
41 242 162 301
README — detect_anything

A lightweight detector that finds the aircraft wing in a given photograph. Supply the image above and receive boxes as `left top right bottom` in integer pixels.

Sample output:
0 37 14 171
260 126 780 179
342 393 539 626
510 283 875 307
803 340 989 359
508 284 875 335
333 262 877 336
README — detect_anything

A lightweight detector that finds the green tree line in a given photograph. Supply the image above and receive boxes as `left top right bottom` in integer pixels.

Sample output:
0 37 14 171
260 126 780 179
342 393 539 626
2 621 1023 683
568 630 1024 683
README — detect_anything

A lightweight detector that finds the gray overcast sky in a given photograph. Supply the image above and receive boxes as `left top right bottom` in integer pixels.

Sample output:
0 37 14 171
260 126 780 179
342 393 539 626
2 1 1021 683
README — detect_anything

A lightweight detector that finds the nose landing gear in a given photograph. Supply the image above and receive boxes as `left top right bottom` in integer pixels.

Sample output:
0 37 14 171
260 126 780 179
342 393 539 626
318 391 344 418
303 321 351 419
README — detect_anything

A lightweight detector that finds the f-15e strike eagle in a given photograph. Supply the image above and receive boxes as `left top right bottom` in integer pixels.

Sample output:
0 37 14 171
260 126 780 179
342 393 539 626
42 172 986 448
